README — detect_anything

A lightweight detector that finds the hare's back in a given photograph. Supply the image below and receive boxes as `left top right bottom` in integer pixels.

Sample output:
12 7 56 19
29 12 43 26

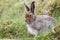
35 15 56 29
36 15 56 24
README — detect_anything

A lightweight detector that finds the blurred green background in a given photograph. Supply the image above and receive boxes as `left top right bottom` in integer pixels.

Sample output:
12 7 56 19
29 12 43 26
0 0 60 40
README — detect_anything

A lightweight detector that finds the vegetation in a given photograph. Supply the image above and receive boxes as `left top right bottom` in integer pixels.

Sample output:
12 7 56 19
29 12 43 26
0 0 60 40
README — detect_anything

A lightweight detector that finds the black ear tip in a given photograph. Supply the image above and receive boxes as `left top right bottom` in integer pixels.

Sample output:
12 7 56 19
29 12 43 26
24 3 26 5
32 1 35 3
24 3 30 11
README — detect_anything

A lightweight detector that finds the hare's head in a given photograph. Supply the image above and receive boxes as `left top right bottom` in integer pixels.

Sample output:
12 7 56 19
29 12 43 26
24 1 36 24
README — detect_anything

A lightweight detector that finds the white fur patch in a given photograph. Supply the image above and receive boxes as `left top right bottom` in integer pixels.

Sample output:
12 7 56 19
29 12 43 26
26 24 38 35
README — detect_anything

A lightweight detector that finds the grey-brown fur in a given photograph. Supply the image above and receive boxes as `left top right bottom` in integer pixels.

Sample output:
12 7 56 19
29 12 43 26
24 1 56 40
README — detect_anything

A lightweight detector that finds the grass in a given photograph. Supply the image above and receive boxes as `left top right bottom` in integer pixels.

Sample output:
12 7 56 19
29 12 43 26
0 0 60 40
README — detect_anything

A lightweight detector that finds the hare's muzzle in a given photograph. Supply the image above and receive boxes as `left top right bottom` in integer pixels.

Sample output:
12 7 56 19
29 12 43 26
25 18 31 24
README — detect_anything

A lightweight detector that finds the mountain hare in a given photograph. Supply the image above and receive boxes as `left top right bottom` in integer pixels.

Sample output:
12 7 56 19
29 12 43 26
24 1 56 40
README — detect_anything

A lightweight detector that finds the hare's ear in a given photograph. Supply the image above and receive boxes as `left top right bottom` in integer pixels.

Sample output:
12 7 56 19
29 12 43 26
24 3 30 11
31 1 35 14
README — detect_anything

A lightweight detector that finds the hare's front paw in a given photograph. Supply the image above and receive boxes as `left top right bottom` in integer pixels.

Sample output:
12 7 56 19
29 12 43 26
26 32 33 37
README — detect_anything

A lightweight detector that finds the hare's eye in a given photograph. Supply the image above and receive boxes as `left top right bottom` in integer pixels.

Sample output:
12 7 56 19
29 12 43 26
29 15 31 17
